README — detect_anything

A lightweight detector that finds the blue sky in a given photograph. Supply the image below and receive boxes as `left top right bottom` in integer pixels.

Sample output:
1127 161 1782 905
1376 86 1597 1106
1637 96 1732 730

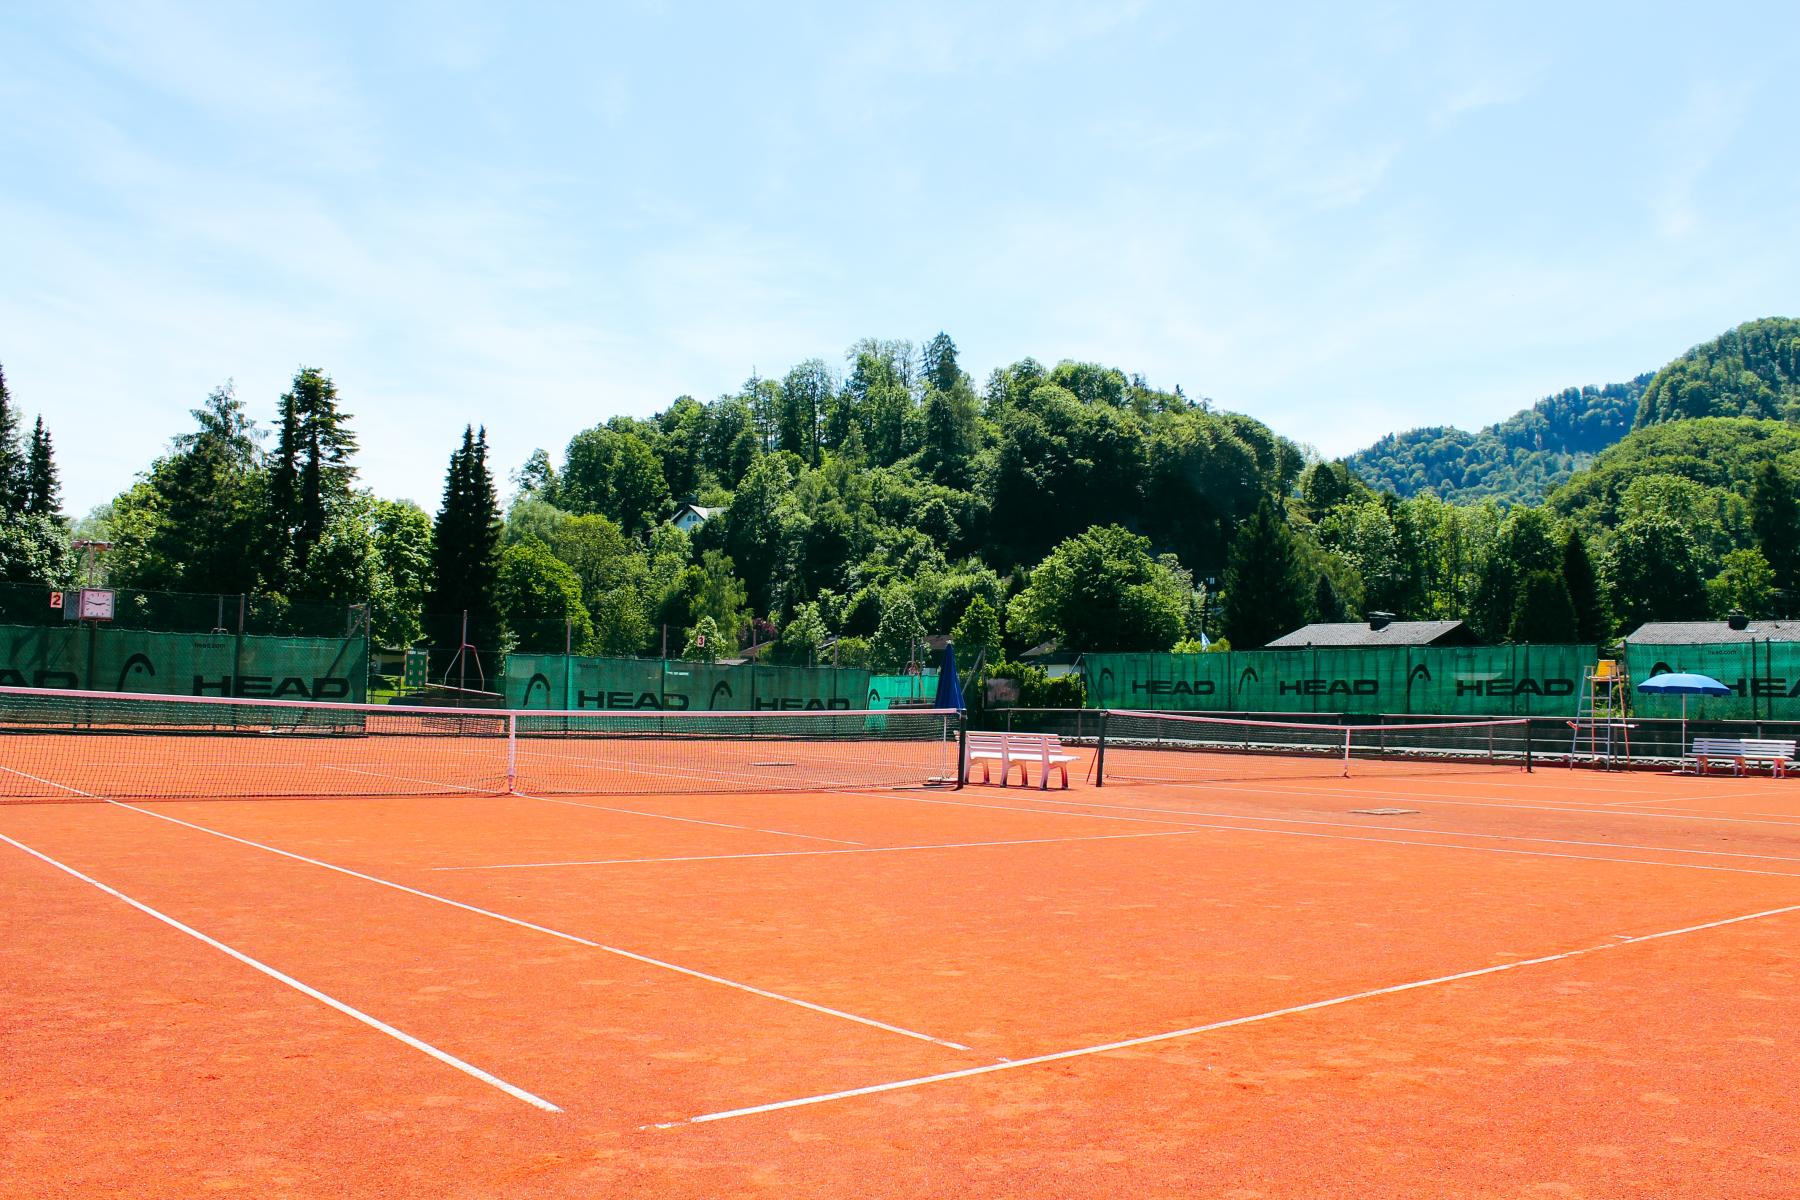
4 1 1797 515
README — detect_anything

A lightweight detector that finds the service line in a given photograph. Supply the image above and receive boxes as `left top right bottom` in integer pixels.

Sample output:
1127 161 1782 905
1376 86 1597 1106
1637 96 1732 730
652 899 1800 1127
102 800 981 1055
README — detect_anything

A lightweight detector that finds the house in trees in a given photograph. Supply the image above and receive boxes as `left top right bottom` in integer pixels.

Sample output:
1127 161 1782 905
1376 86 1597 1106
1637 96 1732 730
1265 618 1479 649
671 502 719 534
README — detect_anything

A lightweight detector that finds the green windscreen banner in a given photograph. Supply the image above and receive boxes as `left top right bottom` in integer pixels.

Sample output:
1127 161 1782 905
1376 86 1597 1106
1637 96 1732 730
867 672 939 709
1624 640 1800 721
502 655 872 712
1084 644 1597 717
0 624 367 702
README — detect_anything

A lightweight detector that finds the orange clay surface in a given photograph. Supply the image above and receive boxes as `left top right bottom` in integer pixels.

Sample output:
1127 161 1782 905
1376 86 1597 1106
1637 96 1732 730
4 745 1800 1198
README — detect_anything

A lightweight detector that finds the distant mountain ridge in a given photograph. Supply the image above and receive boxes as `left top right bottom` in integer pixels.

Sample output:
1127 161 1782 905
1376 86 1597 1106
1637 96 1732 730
1344 374 1650 505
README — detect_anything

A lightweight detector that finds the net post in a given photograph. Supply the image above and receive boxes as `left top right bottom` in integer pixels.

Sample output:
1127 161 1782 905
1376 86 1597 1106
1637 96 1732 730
955 713 968 789
1095 709 1108 788
1342 726 1352 778
1524 718 1534 773
505 711 518 793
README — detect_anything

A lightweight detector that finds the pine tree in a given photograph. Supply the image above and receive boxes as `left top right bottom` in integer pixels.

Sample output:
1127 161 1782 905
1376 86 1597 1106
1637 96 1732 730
1561 528 1609 643
1312 573 1346 622
268 367 357 588
922 332 961 393
1507 570 1578 643
1221 502 1307 648
1750 462 1800 609
429 426 503 652
24 417 59 516
0 364 26 513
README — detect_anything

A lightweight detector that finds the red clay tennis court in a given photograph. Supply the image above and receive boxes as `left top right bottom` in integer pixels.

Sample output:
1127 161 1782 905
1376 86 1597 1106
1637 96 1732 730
5 688 1800 1198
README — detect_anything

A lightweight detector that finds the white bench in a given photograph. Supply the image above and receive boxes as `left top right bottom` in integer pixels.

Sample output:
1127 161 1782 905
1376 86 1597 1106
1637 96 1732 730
1691 737 1797 777
966 731 1077 789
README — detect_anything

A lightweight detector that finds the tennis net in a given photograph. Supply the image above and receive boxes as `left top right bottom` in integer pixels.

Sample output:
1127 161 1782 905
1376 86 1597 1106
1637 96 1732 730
0 686 960 801
1099 710 1531 785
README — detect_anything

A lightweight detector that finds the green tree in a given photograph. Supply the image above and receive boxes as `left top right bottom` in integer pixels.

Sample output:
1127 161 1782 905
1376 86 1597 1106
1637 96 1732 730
268 367 358 589
1561 529 1608 642
918 377 981 488
693 549 748 645
684 615 722 662
497 539 594 651
950 594 1002 667
428 426 504 652
372 499 434 646
1469 507 1562 641
1605 515 1707 628
772 601 831 666
922 331 961 393
1707 548 1778 618
559 426 672 537
0 365 24 513
1010 524 1187 652
1221 503 1308 648
1312 573 1346 622
1507 570 1578 642
512 448 557 499
590 587 653 656
110 384 267 594
0 514 71 584
778 359 833 465
1750 461 1800 606
24 417 58 516
872 590 928 671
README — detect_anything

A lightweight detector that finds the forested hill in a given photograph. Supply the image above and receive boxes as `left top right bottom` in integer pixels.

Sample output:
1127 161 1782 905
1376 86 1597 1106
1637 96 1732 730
1342 375 1648 505
1633 317 1800 426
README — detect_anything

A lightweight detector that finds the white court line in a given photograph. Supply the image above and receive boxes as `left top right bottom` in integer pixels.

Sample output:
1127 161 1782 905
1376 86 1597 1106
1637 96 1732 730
516 793 866 846
976 791 1800 868
0 763 96 796
101 800 980 1055
870 792 1800 878
0 831 560 1113
431 828 1216 871
1159 776 1800 831
652 899 1800 1127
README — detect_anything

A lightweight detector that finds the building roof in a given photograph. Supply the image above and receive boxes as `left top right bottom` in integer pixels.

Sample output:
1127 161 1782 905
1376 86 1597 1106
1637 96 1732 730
672 503 719 521
1625 620 1800 644
1264 620 1474 648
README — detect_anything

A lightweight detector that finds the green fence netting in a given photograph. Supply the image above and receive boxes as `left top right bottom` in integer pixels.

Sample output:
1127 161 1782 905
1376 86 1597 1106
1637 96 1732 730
0 624 368 702
1623 640 1800 721
1084 645 1598 717
866 673 940 709
501 655 874 711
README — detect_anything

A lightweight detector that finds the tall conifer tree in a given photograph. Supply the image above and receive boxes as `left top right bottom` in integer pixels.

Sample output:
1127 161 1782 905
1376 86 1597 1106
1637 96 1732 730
1221 501 1307 648
25 417 60 516
268 367 357 588
1561 528 1608 643
0 365 25 513
429 426 503 652
1751 462 1800 608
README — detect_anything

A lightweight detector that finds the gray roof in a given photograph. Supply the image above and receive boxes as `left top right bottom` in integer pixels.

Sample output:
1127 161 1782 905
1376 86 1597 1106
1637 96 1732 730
1264 620 1470 648
1625 620 1800 644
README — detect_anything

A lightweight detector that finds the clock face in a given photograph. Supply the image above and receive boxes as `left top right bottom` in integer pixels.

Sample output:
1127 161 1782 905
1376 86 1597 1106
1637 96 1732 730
79 590 116 620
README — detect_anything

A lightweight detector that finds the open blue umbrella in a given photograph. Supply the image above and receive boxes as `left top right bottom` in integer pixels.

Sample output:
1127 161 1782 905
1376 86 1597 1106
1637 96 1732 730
1637 671 1731 763
934 640 965 712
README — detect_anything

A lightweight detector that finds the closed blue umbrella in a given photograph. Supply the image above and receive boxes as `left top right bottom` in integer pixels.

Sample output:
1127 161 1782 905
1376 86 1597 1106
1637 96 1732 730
934 640 965 712
1637 672 1731 763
